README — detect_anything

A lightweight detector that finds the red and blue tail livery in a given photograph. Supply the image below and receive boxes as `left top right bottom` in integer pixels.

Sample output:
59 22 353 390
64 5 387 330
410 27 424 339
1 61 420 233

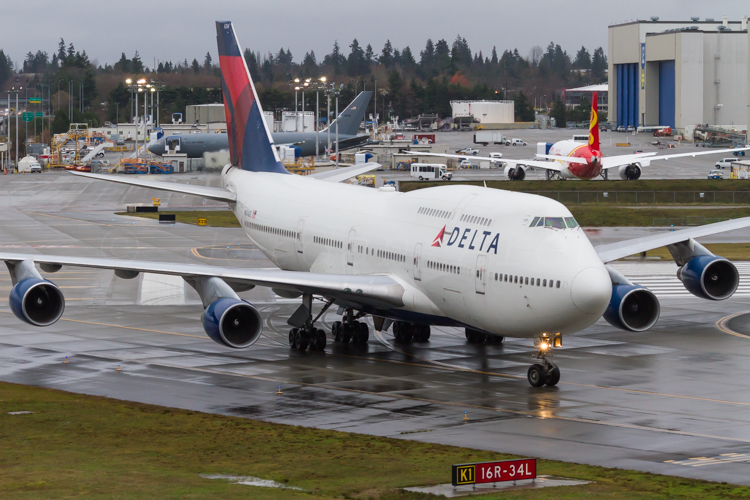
216 21 288 174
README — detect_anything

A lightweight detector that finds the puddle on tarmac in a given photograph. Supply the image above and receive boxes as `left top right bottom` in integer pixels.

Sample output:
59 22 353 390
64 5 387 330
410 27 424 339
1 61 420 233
200 474 304 490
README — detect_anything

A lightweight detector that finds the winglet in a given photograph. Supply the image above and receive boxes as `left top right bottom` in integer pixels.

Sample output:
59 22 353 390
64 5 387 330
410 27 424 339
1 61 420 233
216 21 288 174
589 92 600 152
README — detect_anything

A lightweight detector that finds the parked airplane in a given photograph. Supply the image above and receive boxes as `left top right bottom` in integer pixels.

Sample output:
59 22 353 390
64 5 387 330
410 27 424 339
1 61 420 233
413 93 749 180
147 91 373 159
3 22 748 388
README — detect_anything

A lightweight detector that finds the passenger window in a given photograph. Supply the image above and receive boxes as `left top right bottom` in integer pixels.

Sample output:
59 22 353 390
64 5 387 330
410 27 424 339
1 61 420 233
556 280 561 288
524 277 528 285
514 276 517 284
543 279 547 287
564 217 579 228
536 278 540 286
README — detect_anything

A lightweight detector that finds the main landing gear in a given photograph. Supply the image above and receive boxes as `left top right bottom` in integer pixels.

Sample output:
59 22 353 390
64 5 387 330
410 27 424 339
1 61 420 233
392 321 430 344
332 308 370 345
288 293 329 352
527 334 562 388
465 328 504 345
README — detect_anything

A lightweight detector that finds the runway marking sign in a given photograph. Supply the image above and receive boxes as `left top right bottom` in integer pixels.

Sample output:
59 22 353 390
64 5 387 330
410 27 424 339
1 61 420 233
452 458 536 486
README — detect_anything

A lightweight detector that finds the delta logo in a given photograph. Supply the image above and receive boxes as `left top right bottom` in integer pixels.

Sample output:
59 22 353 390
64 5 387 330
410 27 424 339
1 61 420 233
433 226 501 254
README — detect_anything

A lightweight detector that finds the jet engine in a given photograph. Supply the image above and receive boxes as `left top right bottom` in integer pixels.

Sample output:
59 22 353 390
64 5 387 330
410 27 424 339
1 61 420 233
9 278 65 326
504 164 526 180
677 255 738 300
603 284 660 332
618 164 641 180
201 298 263 348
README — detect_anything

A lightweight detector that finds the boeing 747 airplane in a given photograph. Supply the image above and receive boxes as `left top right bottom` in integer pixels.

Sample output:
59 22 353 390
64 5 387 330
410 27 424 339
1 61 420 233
3 22 748 387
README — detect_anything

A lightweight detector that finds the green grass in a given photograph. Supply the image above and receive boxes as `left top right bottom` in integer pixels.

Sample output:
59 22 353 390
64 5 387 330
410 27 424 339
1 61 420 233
570 206 750 227
116 210 240 228
400 179 749 194
2 382 750 499
633 243 750 262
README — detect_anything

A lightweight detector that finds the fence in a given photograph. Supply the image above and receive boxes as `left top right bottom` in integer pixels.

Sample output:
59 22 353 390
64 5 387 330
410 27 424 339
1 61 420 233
528 191 750 205
652 217 730 227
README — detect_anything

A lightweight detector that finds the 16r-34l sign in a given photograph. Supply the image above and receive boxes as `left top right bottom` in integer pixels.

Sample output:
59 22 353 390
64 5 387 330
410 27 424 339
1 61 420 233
452 458 536 486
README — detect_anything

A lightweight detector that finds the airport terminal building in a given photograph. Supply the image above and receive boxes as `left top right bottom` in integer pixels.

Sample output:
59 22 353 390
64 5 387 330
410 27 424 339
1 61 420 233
608 17 749 134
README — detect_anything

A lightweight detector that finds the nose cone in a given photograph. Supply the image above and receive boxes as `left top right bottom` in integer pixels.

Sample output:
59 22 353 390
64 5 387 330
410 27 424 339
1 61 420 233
570 267 611 315
148 139 165 156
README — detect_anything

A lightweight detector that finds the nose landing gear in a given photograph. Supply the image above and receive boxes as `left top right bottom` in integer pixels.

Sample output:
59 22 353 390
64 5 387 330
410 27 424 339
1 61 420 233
527 334 562 387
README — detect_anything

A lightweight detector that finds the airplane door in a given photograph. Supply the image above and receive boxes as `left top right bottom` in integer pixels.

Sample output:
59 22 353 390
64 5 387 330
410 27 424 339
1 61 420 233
166 136 181 154
413 243 423 281
296 219 305 253
347 229 356 266
475 255 487 294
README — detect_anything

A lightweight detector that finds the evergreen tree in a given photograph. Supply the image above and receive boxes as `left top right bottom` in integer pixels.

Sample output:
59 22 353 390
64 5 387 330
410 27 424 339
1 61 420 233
57 39 66 62
419 39 435 73
203 52 212 71
244 49 259 79
491 46 498 65
192 59 201 73
450 35 471 67
550 98 566 126
131 51 144 73
365 44 374 64
434 39 451 72
347 39 367 76
401 46 416 68
591 47 607 81
573 46 591 69
0 50 12 87
115 53 130 73
380 40 393 68
514 91 534 121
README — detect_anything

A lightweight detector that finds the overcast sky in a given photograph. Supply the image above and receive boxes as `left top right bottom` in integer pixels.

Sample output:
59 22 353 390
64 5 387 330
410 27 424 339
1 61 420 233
4 1 749 69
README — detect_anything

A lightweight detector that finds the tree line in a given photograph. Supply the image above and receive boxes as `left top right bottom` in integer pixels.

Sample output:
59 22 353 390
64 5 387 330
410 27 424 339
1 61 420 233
3 35 607 133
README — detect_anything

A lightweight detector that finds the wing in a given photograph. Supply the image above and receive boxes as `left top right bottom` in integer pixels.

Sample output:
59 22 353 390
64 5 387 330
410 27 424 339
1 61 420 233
70 171 236 202
0 252 405 308
602 147 750 171
408 151 564 171
308 163 382 182
595 217 750 263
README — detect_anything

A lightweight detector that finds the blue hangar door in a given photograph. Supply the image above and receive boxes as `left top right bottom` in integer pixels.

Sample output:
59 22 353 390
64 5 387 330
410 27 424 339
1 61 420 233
658 61 676 129
616 63 639 128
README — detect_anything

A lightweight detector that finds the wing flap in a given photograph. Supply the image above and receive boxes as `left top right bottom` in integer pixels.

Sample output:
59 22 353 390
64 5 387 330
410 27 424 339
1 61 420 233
0 252 404 307
595 216 750 263
309 163 382 182
70 171 237 202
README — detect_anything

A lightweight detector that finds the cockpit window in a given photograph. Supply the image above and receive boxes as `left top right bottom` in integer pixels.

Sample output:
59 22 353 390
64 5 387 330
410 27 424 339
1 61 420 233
529 217 540 227
544 217 566 229
536 218 544 227
564 217 579 228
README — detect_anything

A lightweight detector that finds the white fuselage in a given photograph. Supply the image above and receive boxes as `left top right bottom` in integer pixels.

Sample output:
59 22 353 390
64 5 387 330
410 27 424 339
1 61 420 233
222 167 612 339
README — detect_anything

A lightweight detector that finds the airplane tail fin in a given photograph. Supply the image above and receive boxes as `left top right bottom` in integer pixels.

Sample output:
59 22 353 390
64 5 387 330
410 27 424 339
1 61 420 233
326 91 372 136
215 21 288 174
588 92 600 152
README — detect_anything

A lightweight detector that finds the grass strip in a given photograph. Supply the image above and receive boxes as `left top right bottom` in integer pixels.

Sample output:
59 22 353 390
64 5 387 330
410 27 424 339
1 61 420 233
1 382 749 499
400 179 750 193
116 210 240 228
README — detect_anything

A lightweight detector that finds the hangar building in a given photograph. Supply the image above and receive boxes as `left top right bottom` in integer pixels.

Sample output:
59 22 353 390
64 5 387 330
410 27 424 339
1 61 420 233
608 16 748 134
450 100 514 125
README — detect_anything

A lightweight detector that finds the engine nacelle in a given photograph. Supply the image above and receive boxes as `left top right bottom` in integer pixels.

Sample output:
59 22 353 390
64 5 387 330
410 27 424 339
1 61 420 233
504 164 526 180
618 164 641 180
678 255 738 300
9 278 65 326
603 284 660 332
201 298 262 348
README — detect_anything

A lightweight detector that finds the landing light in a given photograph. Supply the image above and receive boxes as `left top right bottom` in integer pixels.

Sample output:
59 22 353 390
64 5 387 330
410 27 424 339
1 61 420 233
540 341 549 350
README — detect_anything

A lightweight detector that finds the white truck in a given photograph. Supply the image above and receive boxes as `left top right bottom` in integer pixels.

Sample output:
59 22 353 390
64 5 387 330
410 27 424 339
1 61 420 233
473 131 510 146
17 156 42 173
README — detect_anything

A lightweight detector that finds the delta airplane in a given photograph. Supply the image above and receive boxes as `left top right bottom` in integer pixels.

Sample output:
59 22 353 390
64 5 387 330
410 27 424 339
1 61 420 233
3 22 749 387
413 93 749 180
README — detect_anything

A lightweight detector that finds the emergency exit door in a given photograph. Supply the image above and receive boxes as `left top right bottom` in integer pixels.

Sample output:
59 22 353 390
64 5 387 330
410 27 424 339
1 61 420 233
413 243 423 280
475 255 487 294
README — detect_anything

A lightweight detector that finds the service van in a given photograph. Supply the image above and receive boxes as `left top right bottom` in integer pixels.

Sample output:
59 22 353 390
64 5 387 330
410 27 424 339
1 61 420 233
716 158 738 169
511 138 527 146
411 163 452 181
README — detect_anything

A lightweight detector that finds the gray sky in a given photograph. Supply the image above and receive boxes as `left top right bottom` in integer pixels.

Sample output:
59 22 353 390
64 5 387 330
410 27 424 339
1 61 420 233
4 1 749 69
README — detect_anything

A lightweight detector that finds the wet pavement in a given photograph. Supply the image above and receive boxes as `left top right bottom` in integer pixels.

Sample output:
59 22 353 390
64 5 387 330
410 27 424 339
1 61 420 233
2 173 750 486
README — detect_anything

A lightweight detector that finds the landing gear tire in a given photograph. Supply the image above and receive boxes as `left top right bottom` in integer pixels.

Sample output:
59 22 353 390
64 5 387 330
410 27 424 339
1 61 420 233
527 364 548 388
342 323 353 343
413 325 430 342
465 328 488 344
545 366 560 387
393 321 413 344
489 335 504 344
289 328 298 348
356 322 370 344
332 321 343 342
315 329 327 351
295 329 308 351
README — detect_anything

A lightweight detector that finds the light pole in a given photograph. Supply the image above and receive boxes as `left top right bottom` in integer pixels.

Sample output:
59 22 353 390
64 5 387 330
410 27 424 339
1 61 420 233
302 79 309 132
315 76 326 158
11 87 20 167
373 78 377 133
57 79 64 113
289 77 300 132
